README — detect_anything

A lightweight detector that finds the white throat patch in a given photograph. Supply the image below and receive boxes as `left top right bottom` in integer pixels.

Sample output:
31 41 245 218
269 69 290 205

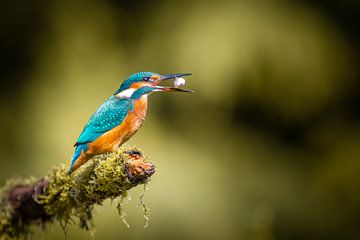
115 88 136 98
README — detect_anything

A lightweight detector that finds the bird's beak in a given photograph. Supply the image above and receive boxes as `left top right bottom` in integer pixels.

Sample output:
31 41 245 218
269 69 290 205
153 85 194 93
151 73 193 92
152 73 192 85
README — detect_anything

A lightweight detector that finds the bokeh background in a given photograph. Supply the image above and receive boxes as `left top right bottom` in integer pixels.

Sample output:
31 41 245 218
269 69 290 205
1 0 359 239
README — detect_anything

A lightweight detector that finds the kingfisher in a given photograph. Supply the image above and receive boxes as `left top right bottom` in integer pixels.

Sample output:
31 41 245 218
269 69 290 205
68 72 192 174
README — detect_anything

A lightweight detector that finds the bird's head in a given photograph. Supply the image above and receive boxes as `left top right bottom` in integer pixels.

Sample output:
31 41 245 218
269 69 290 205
114 72 192 98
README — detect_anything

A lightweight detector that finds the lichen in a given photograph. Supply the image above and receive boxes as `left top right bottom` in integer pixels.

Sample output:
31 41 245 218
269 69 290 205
0 146 155 239
139 183 151 229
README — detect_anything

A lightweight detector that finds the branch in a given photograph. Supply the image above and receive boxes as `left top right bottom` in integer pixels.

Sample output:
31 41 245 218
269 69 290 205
0 147 155 239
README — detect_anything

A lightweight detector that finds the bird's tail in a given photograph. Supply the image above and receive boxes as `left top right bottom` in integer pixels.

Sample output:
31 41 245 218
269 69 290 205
68 144 89 174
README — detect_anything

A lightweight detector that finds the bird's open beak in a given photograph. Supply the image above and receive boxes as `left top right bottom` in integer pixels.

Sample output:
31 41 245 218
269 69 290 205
151 73 193 92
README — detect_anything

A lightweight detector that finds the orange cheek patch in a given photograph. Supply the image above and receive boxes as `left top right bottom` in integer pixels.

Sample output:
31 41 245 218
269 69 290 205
151 75 160 81
130 82 145 89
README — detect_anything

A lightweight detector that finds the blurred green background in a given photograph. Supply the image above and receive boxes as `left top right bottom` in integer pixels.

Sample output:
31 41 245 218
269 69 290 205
1 0 359 239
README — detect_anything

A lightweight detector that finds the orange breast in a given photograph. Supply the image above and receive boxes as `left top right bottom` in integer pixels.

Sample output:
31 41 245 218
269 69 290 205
88 96 148 155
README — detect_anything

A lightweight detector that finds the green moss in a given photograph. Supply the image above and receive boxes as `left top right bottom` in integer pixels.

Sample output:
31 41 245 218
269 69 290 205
0 146 154 239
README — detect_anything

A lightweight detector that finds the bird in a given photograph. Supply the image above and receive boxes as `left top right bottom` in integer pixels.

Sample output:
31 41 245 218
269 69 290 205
68 72 192 173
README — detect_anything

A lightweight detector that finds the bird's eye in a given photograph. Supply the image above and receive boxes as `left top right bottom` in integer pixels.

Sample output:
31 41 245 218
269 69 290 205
143 77 150 82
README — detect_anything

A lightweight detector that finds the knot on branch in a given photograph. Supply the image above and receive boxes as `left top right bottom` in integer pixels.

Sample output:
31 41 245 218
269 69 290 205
0 147 155 239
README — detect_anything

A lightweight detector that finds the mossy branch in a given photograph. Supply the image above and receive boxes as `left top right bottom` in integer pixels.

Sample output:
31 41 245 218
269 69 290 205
0 147 155 239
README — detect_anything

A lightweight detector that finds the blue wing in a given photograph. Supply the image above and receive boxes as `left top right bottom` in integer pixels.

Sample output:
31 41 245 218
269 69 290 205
74 96 133 146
